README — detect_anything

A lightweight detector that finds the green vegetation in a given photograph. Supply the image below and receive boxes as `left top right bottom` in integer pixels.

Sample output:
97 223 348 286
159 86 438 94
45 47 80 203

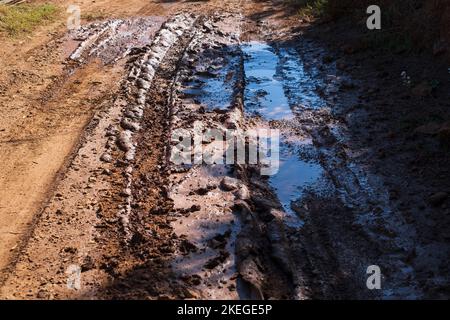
285 0 448 54
288 0 329 19
0 3 59 36
81 11 107 22
361 30 414 54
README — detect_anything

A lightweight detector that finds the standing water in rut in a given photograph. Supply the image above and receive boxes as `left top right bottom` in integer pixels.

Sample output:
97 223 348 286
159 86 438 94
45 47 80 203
242 41 325 225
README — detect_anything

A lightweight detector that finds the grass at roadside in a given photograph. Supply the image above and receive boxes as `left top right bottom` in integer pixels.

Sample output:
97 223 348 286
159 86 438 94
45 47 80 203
81 10 107 22
287 0 329 19
285 0 449 54
0 3 59 36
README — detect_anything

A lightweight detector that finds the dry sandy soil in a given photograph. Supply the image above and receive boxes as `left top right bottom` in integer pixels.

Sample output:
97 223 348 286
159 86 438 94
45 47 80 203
0 0 448 299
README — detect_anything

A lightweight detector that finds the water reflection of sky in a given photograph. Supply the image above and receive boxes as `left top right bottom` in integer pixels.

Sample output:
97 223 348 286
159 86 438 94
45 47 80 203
270 142 322 216
243 41 325 224
243 42 294 120
277 47 324 110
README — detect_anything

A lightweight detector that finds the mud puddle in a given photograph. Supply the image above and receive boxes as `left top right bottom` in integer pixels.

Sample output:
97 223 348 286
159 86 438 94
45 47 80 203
242 41 326 226
240 40 423 299
243 42 292 120
181 45 242 111
271 141 322 223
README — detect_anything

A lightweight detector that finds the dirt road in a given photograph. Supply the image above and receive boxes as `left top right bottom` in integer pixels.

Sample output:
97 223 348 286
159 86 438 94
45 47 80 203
0 0 449 299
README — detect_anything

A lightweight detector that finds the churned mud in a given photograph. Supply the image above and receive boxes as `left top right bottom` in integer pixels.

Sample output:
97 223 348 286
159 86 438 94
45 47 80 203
0 0 448 300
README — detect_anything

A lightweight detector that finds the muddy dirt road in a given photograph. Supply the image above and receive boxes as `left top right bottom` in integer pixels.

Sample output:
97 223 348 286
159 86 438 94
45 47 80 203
0 0 449 299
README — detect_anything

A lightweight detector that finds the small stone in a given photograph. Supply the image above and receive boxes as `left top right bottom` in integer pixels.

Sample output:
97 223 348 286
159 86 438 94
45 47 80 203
100 153 112 163
120 188 132 197
433 40 447 56
137 78 150 90
117 131 133 152
37 290 49 299
188 204 201 212
81 256 95 272
232 200 252 218
190 275 202 286
63 247 77 254
322 55 333 64
235 185 250 200
179 239 197 254
438 122 450 147
412 81 432 97
183 288 199 299
204 251 230 270
428 192 448 207
120 118 140 132
341 44 356 54
413 122 441 135
220 176 239 191
336 58 347 70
